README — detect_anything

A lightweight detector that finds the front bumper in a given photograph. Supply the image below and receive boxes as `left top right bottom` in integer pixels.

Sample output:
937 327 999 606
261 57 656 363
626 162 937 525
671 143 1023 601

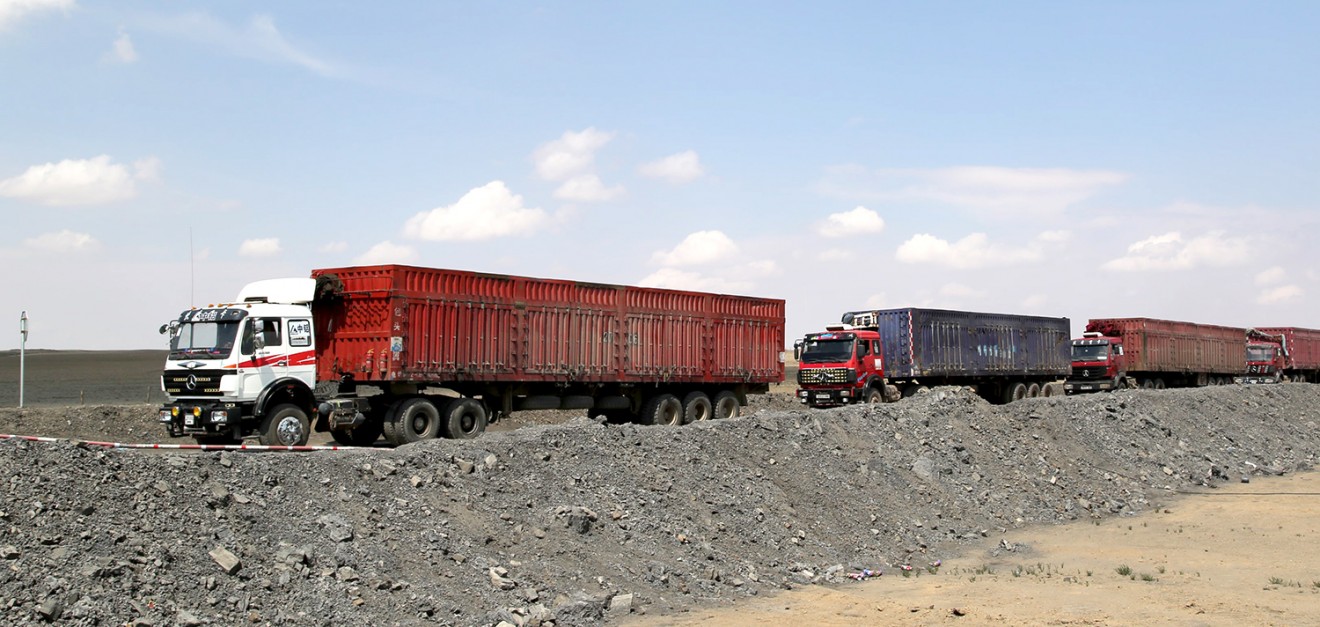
797 387 859 407
159 401 242 437
1064 379 1115 394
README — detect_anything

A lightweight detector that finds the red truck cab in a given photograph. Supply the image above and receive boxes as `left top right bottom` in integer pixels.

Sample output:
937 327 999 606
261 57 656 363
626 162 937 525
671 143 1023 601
1064 333 1127 393
794 326 889 407
1244 330 1284 384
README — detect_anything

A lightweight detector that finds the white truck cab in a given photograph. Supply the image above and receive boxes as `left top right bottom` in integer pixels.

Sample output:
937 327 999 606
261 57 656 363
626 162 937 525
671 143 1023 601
158 279 319 445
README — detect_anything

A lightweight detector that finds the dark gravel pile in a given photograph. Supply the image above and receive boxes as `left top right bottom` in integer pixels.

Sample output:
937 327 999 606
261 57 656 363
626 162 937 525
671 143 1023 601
2 384 1319 626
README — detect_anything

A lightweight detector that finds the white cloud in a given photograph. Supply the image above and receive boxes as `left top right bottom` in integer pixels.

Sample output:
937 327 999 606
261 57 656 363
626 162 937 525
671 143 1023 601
0 0 73 29
141 12 335 77
1036 230 1071 243
638 150 704 184
405 180 550 241
895 232 1042 269
1255 266 1286 286
356 241 418 264
238 238 281 257
817 248 853 261
650 230 739 266
818 165 1128 216
533 128 614 181
1258 285 1302 305
553 174 625 202
107 29 137 63
816 206 885 238
1102 230 1251 272
24 229 99 253
0 155 156 206
637 268 751 294
939 283 986 299
319 241 348 253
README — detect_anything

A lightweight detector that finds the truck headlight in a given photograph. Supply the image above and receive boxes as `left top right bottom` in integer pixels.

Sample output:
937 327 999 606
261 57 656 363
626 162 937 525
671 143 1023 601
211 410 229 424
158 409 173 423
840 389 851 397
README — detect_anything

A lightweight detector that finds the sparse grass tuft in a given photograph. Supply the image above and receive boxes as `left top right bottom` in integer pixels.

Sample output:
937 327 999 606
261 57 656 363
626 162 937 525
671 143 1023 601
1116 565 1132 576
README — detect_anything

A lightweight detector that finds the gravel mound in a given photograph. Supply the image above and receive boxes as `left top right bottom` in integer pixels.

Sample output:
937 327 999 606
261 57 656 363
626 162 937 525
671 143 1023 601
2 385 1319 626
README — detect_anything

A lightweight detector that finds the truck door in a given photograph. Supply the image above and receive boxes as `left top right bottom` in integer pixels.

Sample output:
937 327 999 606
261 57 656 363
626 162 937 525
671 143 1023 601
239 317 290 397
285 317 316 388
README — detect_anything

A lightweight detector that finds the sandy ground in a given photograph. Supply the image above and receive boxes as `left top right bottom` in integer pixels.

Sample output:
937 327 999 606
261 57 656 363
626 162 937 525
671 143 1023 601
628 471 1320 626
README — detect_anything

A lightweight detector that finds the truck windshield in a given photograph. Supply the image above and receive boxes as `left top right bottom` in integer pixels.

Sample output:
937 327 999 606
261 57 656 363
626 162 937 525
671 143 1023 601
169 321 241 360
799 339 854 363
1071 344 1109 361
1246 346 1277 362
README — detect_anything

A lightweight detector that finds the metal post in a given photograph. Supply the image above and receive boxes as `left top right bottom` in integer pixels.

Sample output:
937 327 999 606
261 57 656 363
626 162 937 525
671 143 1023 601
19 311 28 408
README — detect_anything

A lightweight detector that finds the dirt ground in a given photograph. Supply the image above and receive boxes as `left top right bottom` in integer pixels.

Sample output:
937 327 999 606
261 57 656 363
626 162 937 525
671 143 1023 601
632 471 1320 626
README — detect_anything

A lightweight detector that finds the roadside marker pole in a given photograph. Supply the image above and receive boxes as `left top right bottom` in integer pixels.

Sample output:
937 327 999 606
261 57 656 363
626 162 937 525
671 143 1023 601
0 433 366 452
18 311 27 409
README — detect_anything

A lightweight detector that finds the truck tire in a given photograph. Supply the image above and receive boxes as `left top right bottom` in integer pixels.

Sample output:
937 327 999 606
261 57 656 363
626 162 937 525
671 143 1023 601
682 392 713 423
642 394 683 426
865 388 883 404
330 419 384 447
443 398 488 439
1005 382 1028 403
258 404 310 446
712 390 740 420
1026 383 1041 398
390 397 442 444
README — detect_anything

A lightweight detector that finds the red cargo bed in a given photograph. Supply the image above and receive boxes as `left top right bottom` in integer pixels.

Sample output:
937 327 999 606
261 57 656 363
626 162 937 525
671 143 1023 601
310 265 785 386
1086 317 1246 373
1255 327 1320 370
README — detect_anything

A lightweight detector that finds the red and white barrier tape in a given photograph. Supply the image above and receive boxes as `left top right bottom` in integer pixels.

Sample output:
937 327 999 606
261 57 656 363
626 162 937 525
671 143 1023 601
0 433 363 452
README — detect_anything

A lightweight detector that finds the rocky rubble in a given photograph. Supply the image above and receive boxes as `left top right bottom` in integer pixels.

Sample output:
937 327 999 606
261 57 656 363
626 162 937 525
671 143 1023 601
2 384 1319 626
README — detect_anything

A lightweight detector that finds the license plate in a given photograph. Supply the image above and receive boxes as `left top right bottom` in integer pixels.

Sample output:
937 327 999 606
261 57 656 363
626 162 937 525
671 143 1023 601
815 393 831 399
184 416 196 426
1079 385 1094 391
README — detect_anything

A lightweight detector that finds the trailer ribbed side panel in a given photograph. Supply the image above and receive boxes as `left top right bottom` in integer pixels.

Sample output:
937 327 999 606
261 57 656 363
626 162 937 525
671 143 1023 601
858 308 1070 379
310 265 784 385
1086 318 1246 373
1255 327 1320 370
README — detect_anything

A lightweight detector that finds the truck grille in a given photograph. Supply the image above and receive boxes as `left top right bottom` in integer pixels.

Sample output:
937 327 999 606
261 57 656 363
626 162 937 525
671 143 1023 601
162 370 227 397
798 368 849 384
1071 368 1105 380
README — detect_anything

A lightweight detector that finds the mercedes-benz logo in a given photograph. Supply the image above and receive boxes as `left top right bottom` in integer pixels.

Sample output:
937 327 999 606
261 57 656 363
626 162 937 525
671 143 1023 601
185 374 197 391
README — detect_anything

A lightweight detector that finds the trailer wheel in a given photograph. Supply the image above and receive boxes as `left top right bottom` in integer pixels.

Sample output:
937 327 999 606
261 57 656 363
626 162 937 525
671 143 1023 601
712 391 740 419
1005 382 1028 403
258 404 310 446
682 392 713 423
1153 378 1166 390
1026 383 1041 398
1041 382 1057 397
330 419 384 447
390 397 442 444
642 394 683 426
443 398 488 439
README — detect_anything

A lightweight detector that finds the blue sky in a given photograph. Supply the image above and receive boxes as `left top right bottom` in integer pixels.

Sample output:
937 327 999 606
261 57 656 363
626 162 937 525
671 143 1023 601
2 1 1318 350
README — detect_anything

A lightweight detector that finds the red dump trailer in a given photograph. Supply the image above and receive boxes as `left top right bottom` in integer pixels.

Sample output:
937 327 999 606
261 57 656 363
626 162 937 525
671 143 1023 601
1252 327 1320 383
159 264 784 447
1065 317 1246 393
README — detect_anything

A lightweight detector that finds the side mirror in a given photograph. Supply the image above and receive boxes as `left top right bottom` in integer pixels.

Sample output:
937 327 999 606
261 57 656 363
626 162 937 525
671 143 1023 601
792 339 804 361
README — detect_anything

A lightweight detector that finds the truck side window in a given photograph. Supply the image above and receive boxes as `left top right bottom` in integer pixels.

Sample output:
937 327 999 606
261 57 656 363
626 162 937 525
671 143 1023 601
857 341 868 358
240 320 256 355
260 319 282 347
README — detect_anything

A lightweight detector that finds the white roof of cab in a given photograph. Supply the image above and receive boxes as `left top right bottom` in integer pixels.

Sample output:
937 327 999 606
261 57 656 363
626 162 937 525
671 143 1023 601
236 278 317 305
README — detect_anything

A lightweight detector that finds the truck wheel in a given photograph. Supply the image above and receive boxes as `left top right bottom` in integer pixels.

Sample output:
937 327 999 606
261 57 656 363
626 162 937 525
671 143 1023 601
259 404 310 446
712 391 740 420
865 388 883 404
390 397 442 444
1153 379 1166 390
642 394 683 426
443 398 488 439
1005 382 1028 403
1026 383 1041 398
682 392 713 423
330 419 384 447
